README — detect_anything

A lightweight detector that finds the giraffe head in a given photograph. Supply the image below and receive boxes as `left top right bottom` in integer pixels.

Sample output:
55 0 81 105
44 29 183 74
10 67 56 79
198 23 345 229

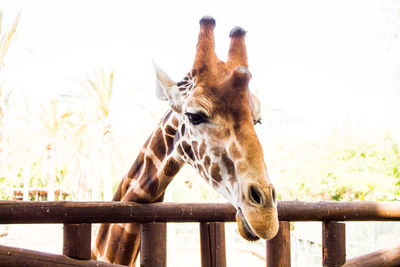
155 16 278 241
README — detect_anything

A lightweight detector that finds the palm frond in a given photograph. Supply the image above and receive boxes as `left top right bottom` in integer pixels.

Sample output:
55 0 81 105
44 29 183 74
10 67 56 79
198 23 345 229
81 67 115 118
0 11 20 68
36 99 74 138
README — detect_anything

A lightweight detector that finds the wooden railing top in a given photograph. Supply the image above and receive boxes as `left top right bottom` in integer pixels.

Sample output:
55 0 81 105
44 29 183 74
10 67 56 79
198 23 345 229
0 200 400 224
0 244 125 267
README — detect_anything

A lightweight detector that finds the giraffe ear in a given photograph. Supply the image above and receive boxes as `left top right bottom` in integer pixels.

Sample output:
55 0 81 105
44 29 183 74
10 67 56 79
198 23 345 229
153 61 183 112
153 61 175 101
249 91 261 124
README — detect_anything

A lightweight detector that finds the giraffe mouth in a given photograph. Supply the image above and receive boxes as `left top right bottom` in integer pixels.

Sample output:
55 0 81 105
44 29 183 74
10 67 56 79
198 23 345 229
236 208 260 241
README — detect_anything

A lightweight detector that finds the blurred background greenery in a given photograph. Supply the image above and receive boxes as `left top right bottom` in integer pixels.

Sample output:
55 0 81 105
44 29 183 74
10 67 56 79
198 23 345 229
0 1 400 266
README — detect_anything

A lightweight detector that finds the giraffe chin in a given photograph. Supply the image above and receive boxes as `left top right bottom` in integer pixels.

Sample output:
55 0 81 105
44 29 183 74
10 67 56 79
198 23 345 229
236 211 260 241
236 207 279 241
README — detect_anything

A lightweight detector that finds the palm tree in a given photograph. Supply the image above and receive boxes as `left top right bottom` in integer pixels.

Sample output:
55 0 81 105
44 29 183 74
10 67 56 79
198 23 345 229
79 67 115 200
0 11 19 155
59 102 102 200
0 11 19 200
36 99 72 200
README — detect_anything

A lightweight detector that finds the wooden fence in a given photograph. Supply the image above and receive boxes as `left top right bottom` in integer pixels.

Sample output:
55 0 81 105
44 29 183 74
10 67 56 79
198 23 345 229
1 201 400 266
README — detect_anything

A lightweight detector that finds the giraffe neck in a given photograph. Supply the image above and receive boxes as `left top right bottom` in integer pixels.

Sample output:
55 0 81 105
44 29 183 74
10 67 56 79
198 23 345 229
93 110 184 265
114 110 184 202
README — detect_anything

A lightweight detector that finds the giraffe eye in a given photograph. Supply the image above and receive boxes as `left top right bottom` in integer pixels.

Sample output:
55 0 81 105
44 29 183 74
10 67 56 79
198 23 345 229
254 118 262 125
185 112 207 125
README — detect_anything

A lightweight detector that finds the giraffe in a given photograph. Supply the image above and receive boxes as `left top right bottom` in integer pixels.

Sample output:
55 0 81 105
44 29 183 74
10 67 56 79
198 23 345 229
92 16 279 265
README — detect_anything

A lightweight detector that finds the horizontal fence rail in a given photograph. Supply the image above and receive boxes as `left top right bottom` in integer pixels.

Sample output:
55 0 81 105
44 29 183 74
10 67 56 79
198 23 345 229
343 244 400 267
0 244 126 267
2 200 400 267
1 201 400 224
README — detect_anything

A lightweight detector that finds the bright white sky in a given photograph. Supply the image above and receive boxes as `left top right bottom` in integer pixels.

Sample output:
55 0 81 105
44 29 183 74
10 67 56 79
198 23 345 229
1 0 399 138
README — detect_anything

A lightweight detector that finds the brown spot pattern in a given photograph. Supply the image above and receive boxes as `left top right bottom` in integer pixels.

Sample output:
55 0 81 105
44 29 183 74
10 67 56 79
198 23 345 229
181 124 186 136
165 125 176 136
106 224 124 262
150 128 166 161
182 141 194 161
199 142 206 159
222 153 235 176
204 156 211 171
165 135 175 154
113 225 138 265
210 163 222 183
172 116 179 127
139 157 159 197
176 145 184 157
177 81 188 87
128 153 144 179
95 223 110 257
163 158 181 177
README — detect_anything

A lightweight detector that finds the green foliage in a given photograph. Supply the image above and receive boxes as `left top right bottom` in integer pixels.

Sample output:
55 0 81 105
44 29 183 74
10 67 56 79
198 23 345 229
0 176 11 199
275 132 400 201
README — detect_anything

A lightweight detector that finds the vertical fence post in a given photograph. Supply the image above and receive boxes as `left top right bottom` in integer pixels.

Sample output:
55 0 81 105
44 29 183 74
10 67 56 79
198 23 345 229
140 222 167 267
200 222 226 267
322 221 346 267
266 221 291 267
63 223 91 260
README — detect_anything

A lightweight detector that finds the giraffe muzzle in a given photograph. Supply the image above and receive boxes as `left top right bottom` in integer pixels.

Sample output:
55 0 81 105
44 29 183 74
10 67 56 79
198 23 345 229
236 183 279 241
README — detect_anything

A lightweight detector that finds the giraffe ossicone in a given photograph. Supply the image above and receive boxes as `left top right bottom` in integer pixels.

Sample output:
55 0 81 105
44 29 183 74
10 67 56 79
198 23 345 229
93 16 279 265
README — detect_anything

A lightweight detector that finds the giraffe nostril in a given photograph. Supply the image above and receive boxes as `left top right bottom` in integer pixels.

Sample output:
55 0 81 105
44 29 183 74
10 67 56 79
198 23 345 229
271 187 277 204
249 185 263 206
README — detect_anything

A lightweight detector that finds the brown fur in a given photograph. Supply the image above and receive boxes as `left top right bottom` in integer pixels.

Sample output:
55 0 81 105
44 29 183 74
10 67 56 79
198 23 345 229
199 141 206 159
151 128 166 161
94 115 185 265
229 142 241 160
186 17 279 241
93 17 278 266
204 156 211 171
221 153 235 176
139 158 158 195
210 163 222 183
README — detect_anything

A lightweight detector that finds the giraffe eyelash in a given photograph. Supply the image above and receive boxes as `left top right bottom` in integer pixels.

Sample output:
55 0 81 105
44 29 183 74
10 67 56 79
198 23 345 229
185 112 208 125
